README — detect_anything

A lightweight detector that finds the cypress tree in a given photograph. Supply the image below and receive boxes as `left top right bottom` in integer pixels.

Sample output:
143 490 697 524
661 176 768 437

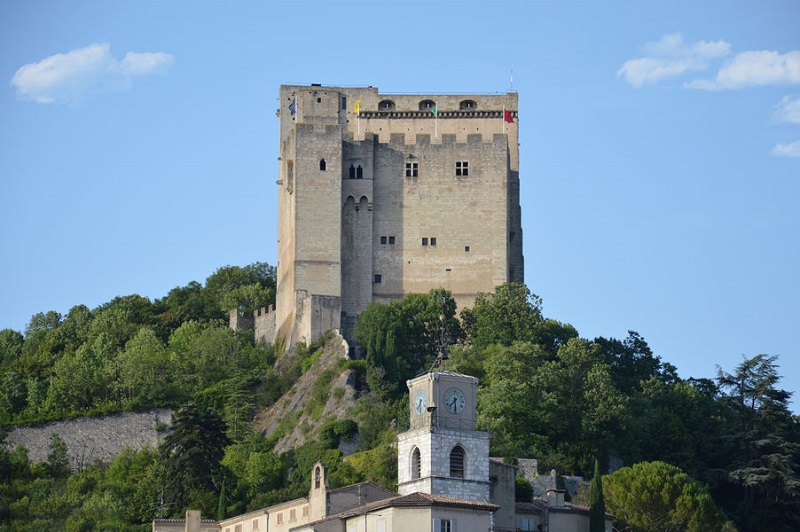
589 458 606 532
217 479 227 520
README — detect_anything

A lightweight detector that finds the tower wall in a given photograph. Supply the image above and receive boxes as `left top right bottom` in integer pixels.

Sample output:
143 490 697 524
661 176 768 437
277 85 523 348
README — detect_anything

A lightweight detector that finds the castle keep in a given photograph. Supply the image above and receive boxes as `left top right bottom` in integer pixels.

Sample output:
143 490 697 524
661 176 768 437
274 84 523 347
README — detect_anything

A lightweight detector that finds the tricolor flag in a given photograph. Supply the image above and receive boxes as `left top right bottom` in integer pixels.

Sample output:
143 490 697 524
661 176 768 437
354 100 361 114
289 98 297 116
503 109 514 123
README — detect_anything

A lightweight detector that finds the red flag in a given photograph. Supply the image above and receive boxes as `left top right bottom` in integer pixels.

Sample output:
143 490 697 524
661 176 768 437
503 109 514 123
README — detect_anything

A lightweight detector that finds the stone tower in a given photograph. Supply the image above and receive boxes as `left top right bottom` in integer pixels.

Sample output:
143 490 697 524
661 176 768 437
397 371 491 502
275 84 523 348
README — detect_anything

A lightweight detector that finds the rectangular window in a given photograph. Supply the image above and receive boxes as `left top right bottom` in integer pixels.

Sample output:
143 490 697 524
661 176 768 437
380 236 387 245
342 96 347 110
464 245 470 252
422 237 428 246
302 506 309 517
388 236 395 245
277 514 283 525
374 274 382 284
253 519 260 530
430 237 437 246
455 161 469 176
405 162 418 177
235 525 242 532
439 519 452 532
290 509 296 521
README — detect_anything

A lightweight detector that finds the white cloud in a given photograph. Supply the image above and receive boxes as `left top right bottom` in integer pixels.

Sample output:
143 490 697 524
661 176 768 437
773 95 800 124
771 140 800 158
687 50 800 91
617 33 731 87
11 43 174 104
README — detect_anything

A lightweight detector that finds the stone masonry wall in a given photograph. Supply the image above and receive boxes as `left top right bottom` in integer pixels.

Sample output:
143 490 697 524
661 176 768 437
5 408 172 470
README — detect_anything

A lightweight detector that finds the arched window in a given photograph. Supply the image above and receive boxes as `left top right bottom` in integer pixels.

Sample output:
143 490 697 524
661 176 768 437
379 100 395 110
419 99 436 111
450 445 465 478
412 447 421 480
319 159 326 171
459 100 477 110
315 466 321 488
356 165 363 179
349 165 356 179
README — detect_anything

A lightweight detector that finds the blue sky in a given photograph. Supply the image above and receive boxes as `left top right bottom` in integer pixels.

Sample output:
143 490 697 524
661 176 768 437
2 1 798 409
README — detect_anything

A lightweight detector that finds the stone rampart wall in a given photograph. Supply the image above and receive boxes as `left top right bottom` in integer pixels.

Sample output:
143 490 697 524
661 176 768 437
4 408 172 470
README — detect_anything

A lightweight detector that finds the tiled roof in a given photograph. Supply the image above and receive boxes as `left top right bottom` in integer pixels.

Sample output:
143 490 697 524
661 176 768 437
339 491 499 516
329 480 396 496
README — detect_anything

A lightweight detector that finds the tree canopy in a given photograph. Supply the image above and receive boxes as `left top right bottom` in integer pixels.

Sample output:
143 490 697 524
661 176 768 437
1 279 798 532
602 461 732 532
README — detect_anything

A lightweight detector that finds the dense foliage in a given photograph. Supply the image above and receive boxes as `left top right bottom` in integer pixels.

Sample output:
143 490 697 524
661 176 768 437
602 461 732 531
2 278 798 531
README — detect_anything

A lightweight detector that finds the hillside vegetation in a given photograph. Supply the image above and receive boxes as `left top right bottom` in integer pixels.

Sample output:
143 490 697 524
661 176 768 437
1 264 798 531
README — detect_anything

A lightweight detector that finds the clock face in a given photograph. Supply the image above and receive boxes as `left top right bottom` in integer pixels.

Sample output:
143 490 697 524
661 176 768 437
414 389 428 415
443 387 466 414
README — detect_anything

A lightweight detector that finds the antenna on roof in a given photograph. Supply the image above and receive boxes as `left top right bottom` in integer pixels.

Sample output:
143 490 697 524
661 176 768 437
510 70 515 92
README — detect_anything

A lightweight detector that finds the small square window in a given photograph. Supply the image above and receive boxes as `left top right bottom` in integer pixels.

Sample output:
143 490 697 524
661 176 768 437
430 237 437 246
380 236 387 245
422 238 428 246
374 274 382 284
405 162 418 177
388 236 395 245
465 245 470 252
456 161 469 176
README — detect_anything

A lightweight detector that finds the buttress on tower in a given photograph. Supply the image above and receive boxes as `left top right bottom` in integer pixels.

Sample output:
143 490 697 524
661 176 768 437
276 84 523 348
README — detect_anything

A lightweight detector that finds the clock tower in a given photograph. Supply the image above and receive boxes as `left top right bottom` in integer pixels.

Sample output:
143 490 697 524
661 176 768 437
397 371 491 502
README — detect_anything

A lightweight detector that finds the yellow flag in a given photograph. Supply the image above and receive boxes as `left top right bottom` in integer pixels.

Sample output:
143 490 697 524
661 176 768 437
354 100 360 114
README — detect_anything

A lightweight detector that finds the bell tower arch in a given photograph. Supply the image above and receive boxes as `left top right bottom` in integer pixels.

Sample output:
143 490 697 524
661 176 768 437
397 371 490 502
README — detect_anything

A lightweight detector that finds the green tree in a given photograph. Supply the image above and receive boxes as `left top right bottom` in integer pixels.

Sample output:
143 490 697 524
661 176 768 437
478 342 549 457
157 281 214 329
715 354 800 531
116 327 173 406
20 310 64 378
355 289 461 395
0 328 24 370
603 461 731 532
460 283 543 350
623 378 722 478
58 305 94 352
159 403 230 515
46 432 70 478
594 331 677 394
589 459 605 532
536 338 628 473
204 263 276 316
44 344 107 414
90 295 156 351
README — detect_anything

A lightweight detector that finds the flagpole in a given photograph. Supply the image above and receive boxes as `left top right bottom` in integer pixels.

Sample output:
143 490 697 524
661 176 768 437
435 101 438 139
503 107 506 135
356 100 360 139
